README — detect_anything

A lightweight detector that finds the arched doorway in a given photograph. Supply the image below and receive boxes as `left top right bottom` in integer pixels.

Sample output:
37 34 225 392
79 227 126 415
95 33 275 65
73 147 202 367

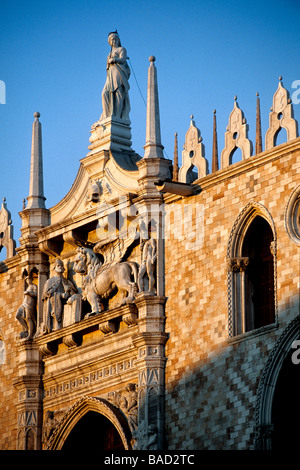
45 396 132 450
62 411 124 450
255 316 300 449
271 340 300 449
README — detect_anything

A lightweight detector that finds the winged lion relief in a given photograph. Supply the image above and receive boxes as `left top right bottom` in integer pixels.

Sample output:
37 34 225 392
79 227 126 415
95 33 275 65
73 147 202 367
73 226 139 317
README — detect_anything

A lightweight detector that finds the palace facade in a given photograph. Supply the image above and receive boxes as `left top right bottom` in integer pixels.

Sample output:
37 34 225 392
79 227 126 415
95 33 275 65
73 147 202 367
0 36 299 450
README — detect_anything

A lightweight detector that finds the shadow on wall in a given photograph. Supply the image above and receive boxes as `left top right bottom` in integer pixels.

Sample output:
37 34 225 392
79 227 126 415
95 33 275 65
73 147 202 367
164 300 300 450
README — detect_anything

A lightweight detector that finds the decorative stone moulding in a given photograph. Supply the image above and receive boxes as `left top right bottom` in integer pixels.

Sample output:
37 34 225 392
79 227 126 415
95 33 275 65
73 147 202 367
227 257 249 273
88 117 133 153
265 77 298 150
45 396 132 450
221 97 252 169
179 116 208 183
285 184 300 246
35 303 138 357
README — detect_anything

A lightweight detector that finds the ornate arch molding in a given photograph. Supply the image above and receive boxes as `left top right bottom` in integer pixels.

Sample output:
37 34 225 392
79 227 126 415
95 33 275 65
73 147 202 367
285 183 300 246
254 315 300 449
227 200 277 259
226 201 278 337
45 396 132 450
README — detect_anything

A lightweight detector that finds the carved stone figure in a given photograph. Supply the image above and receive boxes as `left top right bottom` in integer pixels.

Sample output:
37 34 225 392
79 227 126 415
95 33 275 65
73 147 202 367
85 180 101 204
41 259 78 333
100 31 131 121
132 421 158 450
42 410 65 447
124 383 138 432
108 383 138 433
146 424 158 450
73 246 138 316
16 276 37 340
138 238 157 294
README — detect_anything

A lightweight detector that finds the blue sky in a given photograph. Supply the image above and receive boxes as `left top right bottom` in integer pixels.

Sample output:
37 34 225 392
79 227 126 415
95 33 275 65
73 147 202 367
0 0 300 259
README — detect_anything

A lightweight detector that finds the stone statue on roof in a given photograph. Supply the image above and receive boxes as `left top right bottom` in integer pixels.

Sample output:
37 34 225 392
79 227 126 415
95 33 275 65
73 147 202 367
100 31 131 122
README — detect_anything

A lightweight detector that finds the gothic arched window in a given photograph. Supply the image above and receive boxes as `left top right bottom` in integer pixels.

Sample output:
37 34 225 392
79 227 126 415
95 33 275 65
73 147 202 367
227 206 277 337
242 216 275 332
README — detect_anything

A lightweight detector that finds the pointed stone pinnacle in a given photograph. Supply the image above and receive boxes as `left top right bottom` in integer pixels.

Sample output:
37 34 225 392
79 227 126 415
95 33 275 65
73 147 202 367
212 109 219 173
27 112 46 209
144 55 164 159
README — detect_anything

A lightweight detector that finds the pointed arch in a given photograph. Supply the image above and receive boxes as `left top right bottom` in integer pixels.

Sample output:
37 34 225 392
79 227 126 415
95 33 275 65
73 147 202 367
227 201 276 259
254 315 300 449
227 201 278 337
45 396 132 450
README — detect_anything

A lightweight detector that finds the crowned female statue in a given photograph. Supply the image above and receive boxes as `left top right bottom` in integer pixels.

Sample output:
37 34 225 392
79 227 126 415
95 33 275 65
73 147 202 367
100 31 131 122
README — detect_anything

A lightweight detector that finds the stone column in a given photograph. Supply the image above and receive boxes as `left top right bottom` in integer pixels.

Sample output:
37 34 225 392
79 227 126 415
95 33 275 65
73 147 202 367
227 257 249 335
13 339 43 450
254 424 274 450
131 55 171 450
132 294 168 450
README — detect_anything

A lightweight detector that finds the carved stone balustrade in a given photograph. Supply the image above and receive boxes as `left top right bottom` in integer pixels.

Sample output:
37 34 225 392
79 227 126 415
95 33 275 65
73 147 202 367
35 303 138 357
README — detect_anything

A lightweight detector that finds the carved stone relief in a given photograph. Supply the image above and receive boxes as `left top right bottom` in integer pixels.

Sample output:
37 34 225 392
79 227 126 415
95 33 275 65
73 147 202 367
17 410 38 450
85 180 101 204
16 275 37 340
37 259 80 335
227 257 249 273
85 178 113 208
33 214 161 353
132 422 158 450
74 246 138 316
107 383 138 434
138 238 157 294
42 409 66 447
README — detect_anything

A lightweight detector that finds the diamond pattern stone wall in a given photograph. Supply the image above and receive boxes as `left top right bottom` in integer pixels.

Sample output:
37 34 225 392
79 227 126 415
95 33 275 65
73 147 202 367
164 145 300 449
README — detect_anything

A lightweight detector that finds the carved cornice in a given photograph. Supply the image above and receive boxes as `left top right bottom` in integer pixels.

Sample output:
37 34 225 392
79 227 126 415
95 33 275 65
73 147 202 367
43 356 137 405
13 374 43 391
132 331 169 349
35 303 138 357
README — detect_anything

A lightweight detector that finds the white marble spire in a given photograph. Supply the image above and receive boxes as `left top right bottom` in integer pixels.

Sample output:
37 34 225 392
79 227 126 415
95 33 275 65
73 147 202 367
27 112 46 209
143 56 164 159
